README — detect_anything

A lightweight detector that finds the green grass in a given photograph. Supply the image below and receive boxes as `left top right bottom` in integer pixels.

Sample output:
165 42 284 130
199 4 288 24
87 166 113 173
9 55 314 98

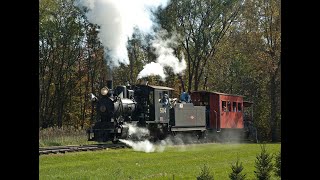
40 143 281 179
39 127 97 147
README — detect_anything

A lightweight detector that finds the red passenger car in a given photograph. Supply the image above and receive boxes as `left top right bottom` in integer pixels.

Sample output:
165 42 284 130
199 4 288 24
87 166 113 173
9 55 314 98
191 91 244 134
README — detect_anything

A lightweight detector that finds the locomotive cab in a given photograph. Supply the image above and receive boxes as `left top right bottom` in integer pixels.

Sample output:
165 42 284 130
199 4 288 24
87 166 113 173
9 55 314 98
130 84 174 141
131 84 173 123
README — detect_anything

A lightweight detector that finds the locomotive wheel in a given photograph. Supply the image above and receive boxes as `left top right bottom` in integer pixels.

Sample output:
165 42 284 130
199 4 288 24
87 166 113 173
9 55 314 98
112 140 119 144
102 132 108 142
170 131 176 137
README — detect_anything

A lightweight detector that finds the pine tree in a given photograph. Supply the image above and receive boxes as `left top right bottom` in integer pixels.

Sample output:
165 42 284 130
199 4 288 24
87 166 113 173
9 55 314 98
197 164 214 180
274 150 281 177
254 144 273 180
229 156 246 180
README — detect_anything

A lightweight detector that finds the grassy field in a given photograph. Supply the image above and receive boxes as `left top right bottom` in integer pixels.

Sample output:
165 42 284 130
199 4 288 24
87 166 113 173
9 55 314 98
40 143 280 179
39 127 97 147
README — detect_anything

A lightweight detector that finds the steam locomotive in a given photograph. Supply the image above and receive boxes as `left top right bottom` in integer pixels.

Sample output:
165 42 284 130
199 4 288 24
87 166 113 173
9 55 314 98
87 80 256 143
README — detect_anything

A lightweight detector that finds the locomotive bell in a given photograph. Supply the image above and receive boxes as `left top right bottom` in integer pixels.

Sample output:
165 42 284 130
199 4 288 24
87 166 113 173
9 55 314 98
100 87 109 96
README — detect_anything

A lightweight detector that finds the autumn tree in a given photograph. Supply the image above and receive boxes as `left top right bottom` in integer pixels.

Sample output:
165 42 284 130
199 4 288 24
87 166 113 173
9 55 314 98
239 0 281 141
156 0 243 92
39 0 108 129
40 0 87 127
205 0 281 141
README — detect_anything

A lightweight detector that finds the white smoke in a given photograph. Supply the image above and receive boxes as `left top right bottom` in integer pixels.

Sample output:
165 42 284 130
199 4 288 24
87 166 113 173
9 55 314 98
156 136 175 152
152 30 187 75
119 136 181 153
137 62 166 81
155 133 203 152
120 123 154 153
158 134 189 152
119 137 173 153
122 123 150 139
137 30 187 81
120 139 155 153
119 123 199 153
76 0 170 67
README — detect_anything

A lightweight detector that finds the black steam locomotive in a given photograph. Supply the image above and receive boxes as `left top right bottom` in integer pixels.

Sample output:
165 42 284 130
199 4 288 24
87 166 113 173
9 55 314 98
87 80 256 143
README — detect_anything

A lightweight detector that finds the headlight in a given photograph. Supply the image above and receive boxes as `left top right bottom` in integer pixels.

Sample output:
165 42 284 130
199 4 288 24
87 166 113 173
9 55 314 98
101 87 109 96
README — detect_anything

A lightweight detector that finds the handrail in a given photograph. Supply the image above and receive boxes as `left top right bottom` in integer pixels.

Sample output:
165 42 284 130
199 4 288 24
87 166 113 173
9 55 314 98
214 110 220 132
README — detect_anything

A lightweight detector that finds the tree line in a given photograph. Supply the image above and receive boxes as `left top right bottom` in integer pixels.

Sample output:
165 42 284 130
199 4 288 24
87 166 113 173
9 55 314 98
39 0 280 142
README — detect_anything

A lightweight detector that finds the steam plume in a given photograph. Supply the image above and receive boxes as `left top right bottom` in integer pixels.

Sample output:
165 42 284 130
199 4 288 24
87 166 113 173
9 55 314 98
76 0 170 67
136 62 166 81
137 30 187 81
120 139 155 153
120 123 154 153
119 123 199 153
122 123 150 139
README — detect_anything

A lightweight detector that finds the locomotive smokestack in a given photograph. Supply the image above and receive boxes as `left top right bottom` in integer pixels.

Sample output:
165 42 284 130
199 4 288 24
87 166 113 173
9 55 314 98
106 80 113 89
106 66 113 89
178 74 185 92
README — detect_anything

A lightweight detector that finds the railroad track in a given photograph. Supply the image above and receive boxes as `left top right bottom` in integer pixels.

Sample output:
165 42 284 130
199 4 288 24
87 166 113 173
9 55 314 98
39 143 129 156
39 137 256 156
